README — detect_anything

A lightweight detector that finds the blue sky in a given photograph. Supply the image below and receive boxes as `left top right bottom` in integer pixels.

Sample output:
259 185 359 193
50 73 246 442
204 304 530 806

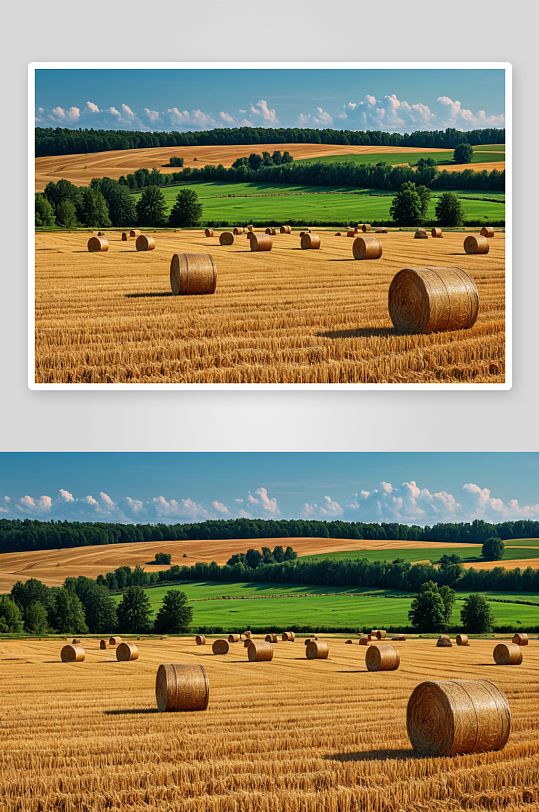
0 453 536 526
34 68 505 134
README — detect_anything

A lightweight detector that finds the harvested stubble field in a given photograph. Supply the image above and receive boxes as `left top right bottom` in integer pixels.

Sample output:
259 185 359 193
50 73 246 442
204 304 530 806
35 230 505 384
1 636 538 811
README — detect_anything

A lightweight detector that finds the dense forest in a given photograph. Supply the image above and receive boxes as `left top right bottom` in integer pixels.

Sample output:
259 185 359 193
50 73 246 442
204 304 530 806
0 517 537 555
35 125 505 158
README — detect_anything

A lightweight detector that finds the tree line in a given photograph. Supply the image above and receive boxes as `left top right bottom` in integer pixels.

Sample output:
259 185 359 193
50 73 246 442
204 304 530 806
35 125 505 158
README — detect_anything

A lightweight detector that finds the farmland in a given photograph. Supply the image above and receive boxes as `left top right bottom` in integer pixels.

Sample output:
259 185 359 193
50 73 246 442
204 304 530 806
296 146 505 167
302 543 539 565
1 636 539 811
34 229 505 385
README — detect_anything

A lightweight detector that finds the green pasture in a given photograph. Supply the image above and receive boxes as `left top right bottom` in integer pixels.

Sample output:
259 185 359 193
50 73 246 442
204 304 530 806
295 149 505 167
300 545 539 565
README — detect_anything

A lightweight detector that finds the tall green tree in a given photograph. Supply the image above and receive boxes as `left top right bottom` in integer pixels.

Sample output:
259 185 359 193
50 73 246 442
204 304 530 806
153 590 193 634
482 536 505 561
460 593 495 633
435 192 465 226
80 187 112 228
24 602 50 634
53 590 88 635
116 585 153 633
439 584 456 624
35 194 56 227
66 577 117 634
135 186 167 227
168 189 203 227
408 581 447 632
107 185 137 227
454 143 474 164
0 595 24 633
55 199 78 228
389 182 424 226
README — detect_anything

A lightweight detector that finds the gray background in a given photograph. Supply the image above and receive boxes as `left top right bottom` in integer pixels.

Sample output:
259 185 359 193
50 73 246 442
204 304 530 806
2 0 533 452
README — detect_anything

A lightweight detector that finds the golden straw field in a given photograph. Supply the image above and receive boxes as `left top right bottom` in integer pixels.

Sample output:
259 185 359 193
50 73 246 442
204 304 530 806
1 636 538 811
35 230 505 384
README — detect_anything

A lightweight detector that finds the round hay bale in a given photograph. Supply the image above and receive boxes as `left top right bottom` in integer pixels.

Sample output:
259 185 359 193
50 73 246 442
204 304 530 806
72 638 81 644
264 634 279 644
406 679 511 757
346 229 356 237
494 643 523 665
99 639 107 650
366 644 400 671
122 232 128 241
130 229 141 238
247 224 254 231
219 232 234 245
248 641 273 662
233 227 243 235
359 635 370 646
480 226 495 238
212 638 229 655
464 235 490 254
116 642 139 662
109 636 122 646
136 234 155 252
388 266 479 334
244 639 252 647
300 233 321 250
306 640 329 660
243 630 252 639
362 224 371 232
279 225 291 234
345 639 353 644
155 663 209 712
437 636 453 647
375 630 387 640
97 231 106 236
414 229 428 239
512 633 528 646
392 634 406 641
195 635 206 646
431 228 443 238
282 631 295 642
61 644 85 663
87 236 109 252
204 228 214 237
265 227 277 235
376 227 388 234
353 236 382 260
335 232 342 236
250 233 272 252
228 634 240 643
456 634 469 646
170 253 217 296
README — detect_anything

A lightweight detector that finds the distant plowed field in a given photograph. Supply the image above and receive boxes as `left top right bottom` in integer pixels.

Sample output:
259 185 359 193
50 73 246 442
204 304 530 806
34 230 505 384
1 637 538 812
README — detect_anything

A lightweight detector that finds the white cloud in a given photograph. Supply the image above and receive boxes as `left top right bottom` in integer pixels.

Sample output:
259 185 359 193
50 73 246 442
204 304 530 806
107 106 121 117
3 496 11 503
121 103 135 119
249 99 278 123
59 489 74 502
212 500 231 515
125 497 144 513
100 492 115 507
303 495 343 518
17 494 52 512
297 107 334 128
142 107 160 123
50 106 66 118
253 487 279 514
235 498 244 503
83 495 99 506
167 107 220 129
336 94 435 131
86 101 99 113
239 109 247 114
437 96 505 129
219 111 235 124
67 106 80 120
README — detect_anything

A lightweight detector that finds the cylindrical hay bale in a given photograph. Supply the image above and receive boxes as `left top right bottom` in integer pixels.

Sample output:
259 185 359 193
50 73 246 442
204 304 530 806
61 644 85 663
212 638 229 655
88 236 109 252
97 231 105 236
300 233 321 250
248 641 273 662
122 232 128 241
370 630 379 638
219 232 234 245
155 663 209 712
359 635 370 646
306 641 329 660
431 227 443 238
456 634 469 646
345 639 353 644
480 226 495 238
366 644 400 672
136 234 155 252
250 233 272 252
335 232 342 236
437 636 453 647
247 225 254 232
72 638 81 644
244 639 252 647
376 630 387 640
406 679 511 757
353 236 382 260
195 635 206 646
130 229 141 238
388 267 479 334
346 229 356 237
361 224 371 232
116 642 139 662
376 227 388 233
228 634 240 643
243 630 252 639
414 229 428 239
282 632 295 642
494 643 523 665
100 639 107 650
464 235 490 254
170 253 217 296
265 227 277 235
513 633 528 646
279 225 291 234
109 636 122 646
264 634 278 643
233 227 243 235
204 228 214 237
392 634 406 641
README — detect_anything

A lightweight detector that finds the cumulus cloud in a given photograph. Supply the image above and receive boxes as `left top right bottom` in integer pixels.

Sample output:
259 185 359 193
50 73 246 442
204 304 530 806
142 107 160 123
17 494 52 511
437 96 505 128
297 107 334 128
167 107 220 129
303 495 343 518
86 101 99 113
107 106 121 117
335 94 435 131
219 111 235 124
249 99 278 123
83 495 99 506
212 500 231 515
100 492 115 507
125 497 144 513
247 487 280 514
59 489 74 502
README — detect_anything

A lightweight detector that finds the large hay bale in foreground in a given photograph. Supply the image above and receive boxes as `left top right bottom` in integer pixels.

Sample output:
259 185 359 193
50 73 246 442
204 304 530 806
99 639 107 650
306 641 329 660
282 631 295 642
280 225 291 234
228 634 240 643
456 634 469 646
353 236 382 260
407 679 511 757
88 236 109 252
204 228 214 237
61 644 85 662
136 234 155 252
431 227 443 238
130 230 141 238
250 234 272 251
170 253 217 296
109 636 122 646
219 232 234 245
116 642 139 662
155 663 209 712
513 633 528 646
494 643 522 665
464 235 489 254
366 644 400 671
248 641 273 662
244 639 252 647
212 639 229 655
195 635 206 646
414 229 428 239
301 233 321 250
388 266 479 334
437 636 453 647
481 226 495 238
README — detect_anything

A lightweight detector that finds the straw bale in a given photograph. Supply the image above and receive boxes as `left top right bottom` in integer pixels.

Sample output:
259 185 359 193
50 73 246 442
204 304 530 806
99 639 107 650
250 234 273 252
353 236 382 260
346 229 356 237
136 234 155 252
280 225 292 234
109 636 122 646
265 634 279 643
116 642 139 661
304 638 317 644
212 638 230 655
61 643 85 663
392 634 406 641
512 633 528 646
306 640 329 659
244 639 252 647
121 232 128 241
464 235 490 254
130 230 141 238
366 644 400 671
494 643 523 665
376 228 388 233
247 225 254 231
335 232 342 236
414 229 428 239
204 228 214 237
359 635 370 646
437 636 453 647
300 233 321 250
265 227 277 235
87 236 109 252
170 253 217 296
72 638 81 644
97 231 105 236
155 663 209 712
195 635 206 646
243 630 252 638
282 631 295 641
406 679 511 757
248 641 274 662
345 639 353 644
431 228 443 238
388 266 479 334
233 227 244 235
228 634 240 643
362 224 371 232
456 634 469 646
375 630 387 640
481 226 495 238
219 232 234 245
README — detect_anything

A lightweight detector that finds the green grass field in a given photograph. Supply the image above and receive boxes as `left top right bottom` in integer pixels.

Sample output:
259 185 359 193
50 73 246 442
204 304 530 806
295 149 505 167
300 545 539 565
